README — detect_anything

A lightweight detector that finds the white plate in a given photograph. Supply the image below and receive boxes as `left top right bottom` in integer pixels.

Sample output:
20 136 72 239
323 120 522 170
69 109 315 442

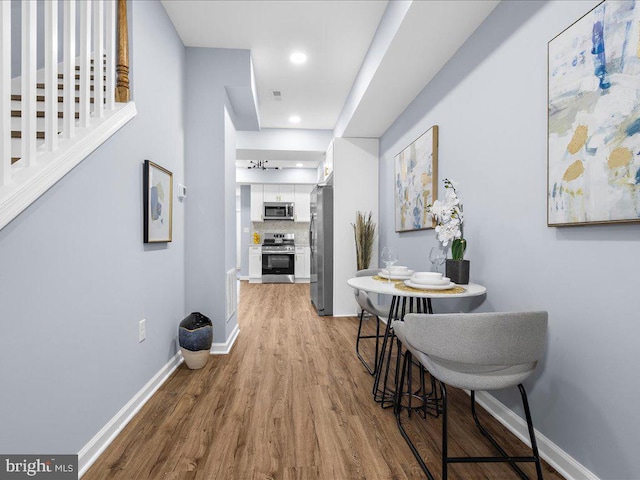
404 280 457 290
410 276 450 286
379 270 414 280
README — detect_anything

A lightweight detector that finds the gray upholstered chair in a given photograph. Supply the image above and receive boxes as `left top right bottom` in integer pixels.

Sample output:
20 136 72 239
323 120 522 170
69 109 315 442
353 269 389 375
393 311 548 480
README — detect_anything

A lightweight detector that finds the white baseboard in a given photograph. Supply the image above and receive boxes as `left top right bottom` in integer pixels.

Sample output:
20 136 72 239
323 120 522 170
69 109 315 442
210 323 240 355
78 350 183 478
238 275 249 281
473 391 599 480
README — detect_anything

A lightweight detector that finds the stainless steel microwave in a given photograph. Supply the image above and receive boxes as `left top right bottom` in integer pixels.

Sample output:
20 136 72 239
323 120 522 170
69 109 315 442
264 202 294 221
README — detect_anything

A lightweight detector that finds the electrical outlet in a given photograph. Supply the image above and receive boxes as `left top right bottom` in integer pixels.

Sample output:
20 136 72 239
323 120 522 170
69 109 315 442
139 319 146 343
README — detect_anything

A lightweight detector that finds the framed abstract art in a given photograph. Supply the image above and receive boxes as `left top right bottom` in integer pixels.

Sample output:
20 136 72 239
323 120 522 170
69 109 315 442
394 125 438 232
548 0 640 226
143 160 173 243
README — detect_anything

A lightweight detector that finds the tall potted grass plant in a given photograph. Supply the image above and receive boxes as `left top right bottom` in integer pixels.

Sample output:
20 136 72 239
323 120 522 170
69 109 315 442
352 211 376 270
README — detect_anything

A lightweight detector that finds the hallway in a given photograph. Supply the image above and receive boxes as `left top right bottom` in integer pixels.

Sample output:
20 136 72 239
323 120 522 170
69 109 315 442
84 282 562 479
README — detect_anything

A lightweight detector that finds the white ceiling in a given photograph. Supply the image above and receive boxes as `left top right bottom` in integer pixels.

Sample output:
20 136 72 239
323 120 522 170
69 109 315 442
161 0 499 167
161 0 387 131
342 0 500 137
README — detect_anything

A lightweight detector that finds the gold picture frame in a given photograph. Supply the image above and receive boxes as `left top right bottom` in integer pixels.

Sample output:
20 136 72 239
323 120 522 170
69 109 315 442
394 125 438 232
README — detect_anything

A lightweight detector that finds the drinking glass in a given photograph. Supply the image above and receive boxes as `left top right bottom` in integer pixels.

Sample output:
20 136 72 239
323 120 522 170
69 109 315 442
380 246 398 284
429 246 447 273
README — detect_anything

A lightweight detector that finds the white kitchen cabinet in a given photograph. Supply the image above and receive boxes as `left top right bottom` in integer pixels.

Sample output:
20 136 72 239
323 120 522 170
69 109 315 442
249 245 262 281
294 184 313 222
262 185 279 202
250 185 263 221
263 184 295 203
295 246 310 280
304 246 310 278
279 185 294 202
295 250 304 279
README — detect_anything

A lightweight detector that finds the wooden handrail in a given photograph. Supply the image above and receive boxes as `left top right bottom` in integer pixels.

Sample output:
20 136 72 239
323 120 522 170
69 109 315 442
115 0 129 102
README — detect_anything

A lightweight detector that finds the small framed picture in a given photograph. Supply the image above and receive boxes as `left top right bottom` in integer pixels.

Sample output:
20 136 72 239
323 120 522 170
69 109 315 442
143 160 173 243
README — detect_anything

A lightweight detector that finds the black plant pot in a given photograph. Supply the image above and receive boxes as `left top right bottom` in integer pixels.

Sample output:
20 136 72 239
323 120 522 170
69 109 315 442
446 259 470 285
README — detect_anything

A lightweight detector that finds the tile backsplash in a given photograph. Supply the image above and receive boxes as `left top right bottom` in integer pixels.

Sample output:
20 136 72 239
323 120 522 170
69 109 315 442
252 221 310 245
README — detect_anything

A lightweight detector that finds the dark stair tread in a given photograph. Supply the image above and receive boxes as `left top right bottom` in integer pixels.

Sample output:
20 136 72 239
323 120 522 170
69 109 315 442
36 83 104 91
11 110 79 119
12 131 46 139
11 157 20 165
11 94 97 104
57 74 103 81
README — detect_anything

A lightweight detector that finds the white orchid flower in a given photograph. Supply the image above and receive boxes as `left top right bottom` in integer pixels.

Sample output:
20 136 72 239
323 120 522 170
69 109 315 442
428 178 464 248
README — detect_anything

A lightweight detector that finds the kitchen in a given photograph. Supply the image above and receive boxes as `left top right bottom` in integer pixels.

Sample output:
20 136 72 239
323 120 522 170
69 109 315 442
236 163 323 310
235 132 379 318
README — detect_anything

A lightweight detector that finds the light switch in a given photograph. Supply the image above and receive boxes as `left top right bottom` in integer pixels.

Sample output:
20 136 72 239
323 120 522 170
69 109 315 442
177 184 187 200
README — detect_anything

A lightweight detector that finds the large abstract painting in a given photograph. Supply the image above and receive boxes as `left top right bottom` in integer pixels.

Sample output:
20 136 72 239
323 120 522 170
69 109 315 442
144 160 173 243
549 0 640 226
394 126 438 232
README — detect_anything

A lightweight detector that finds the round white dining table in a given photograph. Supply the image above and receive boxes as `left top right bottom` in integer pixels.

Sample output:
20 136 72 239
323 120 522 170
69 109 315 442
347 274 487 407
347 276 486 299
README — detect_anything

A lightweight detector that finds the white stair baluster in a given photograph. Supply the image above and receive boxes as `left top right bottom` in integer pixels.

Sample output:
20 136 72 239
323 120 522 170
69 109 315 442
63 0 76 139
79 0 91 128
45 0 58 151
105 0 116 111
0 1 10 185
93 0 104 119
21 0 37 166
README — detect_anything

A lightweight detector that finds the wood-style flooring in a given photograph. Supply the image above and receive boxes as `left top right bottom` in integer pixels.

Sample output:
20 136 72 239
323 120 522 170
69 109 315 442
84 282 564 480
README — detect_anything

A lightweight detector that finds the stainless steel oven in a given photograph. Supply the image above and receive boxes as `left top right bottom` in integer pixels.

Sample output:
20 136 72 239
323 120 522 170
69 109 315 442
262 233 295 283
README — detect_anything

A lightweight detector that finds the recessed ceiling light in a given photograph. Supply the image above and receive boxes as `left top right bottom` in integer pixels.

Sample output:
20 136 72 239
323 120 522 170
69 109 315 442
289 52 307 65
296 163 303 168
289 115 301 124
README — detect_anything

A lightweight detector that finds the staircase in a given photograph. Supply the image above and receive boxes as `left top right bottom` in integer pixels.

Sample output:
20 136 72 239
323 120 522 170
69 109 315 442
0 0 136 231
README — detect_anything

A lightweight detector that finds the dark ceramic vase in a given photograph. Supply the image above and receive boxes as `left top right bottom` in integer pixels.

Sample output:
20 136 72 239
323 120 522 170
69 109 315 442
446 259 470 285
179 312 213 370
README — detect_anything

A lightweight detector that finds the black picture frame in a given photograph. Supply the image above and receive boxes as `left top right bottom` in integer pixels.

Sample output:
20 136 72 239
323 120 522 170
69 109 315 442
143 160 173 243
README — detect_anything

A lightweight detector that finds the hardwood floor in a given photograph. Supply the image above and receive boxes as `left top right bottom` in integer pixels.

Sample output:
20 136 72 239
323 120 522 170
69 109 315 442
84 282 564 480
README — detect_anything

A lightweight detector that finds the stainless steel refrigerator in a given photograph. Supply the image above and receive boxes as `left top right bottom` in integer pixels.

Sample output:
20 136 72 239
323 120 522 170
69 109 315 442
310 183 333 316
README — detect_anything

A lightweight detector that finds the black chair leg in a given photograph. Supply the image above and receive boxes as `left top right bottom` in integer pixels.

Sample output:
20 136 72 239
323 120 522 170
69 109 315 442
465 389 542 480
393 347 409 415
355 309 381 376
518 384 544 480
441 382 448 480
394 350 437 480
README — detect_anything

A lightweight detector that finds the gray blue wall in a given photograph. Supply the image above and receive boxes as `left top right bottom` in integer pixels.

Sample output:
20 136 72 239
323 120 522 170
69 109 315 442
0 0 186 454
379 1 639 478
184 48 250 343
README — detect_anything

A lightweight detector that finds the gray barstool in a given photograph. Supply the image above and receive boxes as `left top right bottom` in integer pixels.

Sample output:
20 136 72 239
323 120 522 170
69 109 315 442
353 269 389 375
393 311 548 480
